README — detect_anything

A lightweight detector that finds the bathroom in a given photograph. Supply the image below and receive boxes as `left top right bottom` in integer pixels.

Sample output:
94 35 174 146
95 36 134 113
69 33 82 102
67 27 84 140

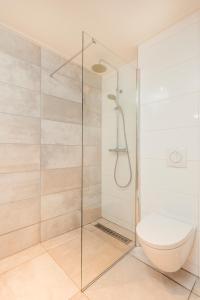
0 1 199 299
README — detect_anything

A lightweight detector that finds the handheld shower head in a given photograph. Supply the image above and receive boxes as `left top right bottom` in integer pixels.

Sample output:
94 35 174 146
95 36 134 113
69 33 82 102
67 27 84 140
107 94 116 101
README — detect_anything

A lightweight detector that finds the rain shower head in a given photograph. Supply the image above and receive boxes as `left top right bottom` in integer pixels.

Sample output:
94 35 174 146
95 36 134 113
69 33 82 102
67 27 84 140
92 63 107 73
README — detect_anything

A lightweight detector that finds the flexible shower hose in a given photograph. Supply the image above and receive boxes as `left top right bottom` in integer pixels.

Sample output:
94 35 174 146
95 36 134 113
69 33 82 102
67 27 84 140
114 106 132 188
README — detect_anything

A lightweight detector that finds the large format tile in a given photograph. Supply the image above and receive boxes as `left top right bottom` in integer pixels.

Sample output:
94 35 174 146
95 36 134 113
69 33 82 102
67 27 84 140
0 24 41 66
83 184 101 208
83 166 101 187
46 224 131 288
140 159 200 197
131 247 197 291
0 224 40 260
47 230 82 287
140 92 200 131
83 206 101 225
0 144 40 173
41 228 81 250
0 197 40 235
42 93 81 124
41 189 81 220
190 294 200 300
84 146 101 166
139 19 200 72
85 255 190 300
41 70 82 103
42 119 81 145
41 47 81 81
0 171 40 204
0 51 40 91
41 210 81 241
0 82 40 117
193 278 200 296
140 58 200 104
141 127 200 161
83 126 101 146
84 84 101 114
70 292 89 300
81 227 129 287
0 244 45 275
41 145 81 169
83 107 101 127
41 167 81 195
0 113 40 144
83 69 101 89
0 253 78 300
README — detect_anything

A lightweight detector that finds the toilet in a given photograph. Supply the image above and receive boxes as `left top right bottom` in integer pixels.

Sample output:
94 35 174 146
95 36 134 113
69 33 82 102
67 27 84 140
136 213 195 273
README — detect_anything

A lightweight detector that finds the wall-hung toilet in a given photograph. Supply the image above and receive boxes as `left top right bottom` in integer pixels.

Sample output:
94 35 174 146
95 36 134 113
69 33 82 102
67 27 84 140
136 214 195 273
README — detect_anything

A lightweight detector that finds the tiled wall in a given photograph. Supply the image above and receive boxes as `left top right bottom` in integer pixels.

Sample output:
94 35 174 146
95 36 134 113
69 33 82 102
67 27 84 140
101 64 136 231
139 11 200 275
0 24 41 259
83 79 102 225
0 24 102 257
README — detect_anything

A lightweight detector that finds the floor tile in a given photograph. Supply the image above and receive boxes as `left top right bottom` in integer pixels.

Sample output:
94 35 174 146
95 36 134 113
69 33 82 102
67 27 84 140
189 294 200 300
41 228 81 250
70 292 89 300
193 278 200 296
131 246 197 290
0 253 78 300
47 231 82 288
46 224 132 288
0 244 45 275
85 255 190 300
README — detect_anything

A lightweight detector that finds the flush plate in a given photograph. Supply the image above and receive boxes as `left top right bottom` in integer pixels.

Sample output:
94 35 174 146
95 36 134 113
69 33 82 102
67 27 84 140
167 148 187 168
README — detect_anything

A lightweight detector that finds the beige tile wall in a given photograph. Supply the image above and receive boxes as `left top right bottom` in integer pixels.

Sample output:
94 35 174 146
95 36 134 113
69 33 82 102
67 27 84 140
40 48 102 240
0 24 41 259
83 80 102 225
0 24 102 255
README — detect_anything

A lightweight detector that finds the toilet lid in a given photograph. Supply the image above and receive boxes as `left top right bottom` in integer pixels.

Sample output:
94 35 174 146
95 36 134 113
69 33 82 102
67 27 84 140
136 214 195 250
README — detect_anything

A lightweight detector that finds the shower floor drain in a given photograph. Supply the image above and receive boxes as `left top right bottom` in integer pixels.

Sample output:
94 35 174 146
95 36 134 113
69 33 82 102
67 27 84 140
94 223 132 245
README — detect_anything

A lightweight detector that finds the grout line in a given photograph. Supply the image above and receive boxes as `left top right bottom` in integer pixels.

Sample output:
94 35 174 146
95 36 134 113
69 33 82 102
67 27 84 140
81 246 135 292
0 110 40 120
0 244 47 278
140 54 200 76
140 90 200 107
187 279 198 300
141 125 200 133
131 254 197 293
45 246 81 291
0 78 40 93
0 222 40 239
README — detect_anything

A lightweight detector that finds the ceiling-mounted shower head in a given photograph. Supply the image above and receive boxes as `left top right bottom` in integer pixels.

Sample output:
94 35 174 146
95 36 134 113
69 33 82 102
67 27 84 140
92 63 107 73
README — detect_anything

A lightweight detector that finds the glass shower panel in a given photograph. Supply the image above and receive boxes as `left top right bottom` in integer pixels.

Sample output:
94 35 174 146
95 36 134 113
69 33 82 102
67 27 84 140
81 32 137 289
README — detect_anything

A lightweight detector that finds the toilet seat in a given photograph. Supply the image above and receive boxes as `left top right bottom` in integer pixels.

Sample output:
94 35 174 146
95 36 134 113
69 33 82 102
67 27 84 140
136 214 194 250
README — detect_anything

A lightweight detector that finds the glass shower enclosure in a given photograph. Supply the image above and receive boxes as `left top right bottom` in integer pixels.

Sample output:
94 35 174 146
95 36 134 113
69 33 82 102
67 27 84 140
81 32 137 289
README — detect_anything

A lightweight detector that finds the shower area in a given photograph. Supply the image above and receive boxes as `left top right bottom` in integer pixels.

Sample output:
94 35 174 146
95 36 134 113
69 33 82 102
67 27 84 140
0 25 137 294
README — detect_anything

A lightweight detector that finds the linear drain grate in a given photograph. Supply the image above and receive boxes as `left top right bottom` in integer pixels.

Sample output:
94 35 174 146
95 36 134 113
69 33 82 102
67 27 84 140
94 223 132 245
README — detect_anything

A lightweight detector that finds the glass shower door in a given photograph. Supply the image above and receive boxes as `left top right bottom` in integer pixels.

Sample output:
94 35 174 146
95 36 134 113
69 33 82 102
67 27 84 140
81 32 137 289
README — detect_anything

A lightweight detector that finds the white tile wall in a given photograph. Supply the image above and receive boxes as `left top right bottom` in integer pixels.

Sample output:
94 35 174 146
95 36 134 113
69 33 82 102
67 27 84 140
139 11 200 276
101 64 136 231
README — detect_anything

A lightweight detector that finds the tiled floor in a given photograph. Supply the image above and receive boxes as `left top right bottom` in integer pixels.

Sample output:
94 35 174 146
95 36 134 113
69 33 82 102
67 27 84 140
0 220 134 299
43 222 134 288
0 223 199 300
131 247 197 291
85 255 198 300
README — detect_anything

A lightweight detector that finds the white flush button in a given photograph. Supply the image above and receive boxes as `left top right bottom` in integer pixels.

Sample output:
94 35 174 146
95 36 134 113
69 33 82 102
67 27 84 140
167 148 187 168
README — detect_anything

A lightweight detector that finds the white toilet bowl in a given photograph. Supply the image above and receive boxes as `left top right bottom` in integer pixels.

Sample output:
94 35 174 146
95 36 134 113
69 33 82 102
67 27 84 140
136 214 195 273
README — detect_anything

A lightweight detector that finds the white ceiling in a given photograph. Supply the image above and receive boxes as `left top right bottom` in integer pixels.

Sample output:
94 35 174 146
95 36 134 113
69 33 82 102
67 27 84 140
0 0 199 62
